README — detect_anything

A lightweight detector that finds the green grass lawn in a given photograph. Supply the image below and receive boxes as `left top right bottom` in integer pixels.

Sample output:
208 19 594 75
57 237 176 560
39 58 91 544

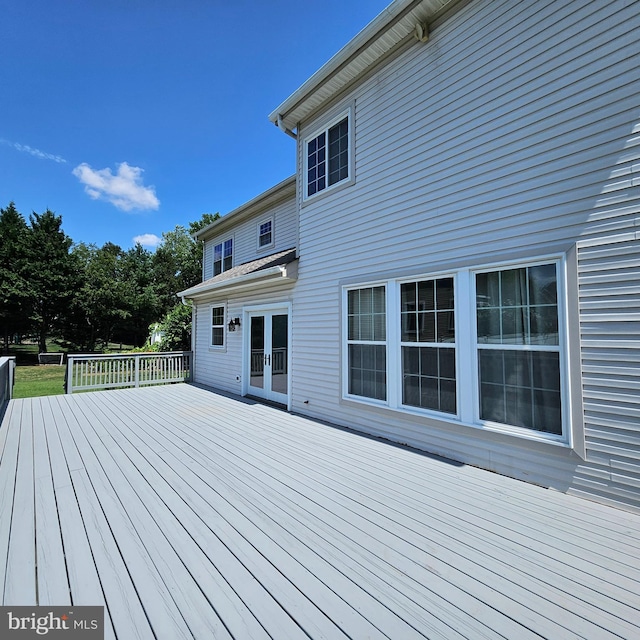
13 364 66 398
6 340 137 399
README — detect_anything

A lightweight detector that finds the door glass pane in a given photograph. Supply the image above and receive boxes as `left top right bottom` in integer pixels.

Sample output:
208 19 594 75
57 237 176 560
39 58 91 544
271 314 288 395
250 316 264 389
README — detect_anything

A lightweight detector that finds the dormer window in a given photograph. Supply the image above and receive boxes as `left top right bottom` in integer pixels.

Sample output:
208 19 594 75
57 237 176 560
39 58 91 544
305 112 351 199
213 238 233 276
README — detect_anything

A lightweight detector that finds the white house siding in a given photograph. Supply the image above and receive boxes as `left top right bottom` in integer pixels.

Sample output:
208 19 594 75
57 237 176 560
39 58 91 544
577 238 640 507
202 196 297 281
193 282 296 394
290 0 640 511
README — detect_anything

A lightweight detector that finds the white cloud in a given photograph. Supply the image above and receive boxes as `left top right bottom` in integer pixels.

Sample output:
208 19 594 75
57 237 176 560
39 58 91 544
72 161 160 211
133 233 162 248
0 138 66 163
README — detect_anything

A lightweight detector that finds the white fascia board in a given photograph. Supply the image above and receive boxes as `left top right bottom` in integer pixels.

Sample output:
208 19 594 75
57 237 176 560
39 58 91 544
178 264 297 300
268 0 456 131
195 175 296 242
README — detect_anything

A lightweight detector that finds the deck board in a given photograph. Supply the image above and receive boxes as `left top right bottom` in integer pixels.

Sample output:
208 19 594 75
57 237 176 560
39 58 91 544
42 398 117 640
81 390 373 639
116 392 531 639
0 401 21 603
4 400 36 605
104 389 477 638
32 398 70 605
53 401 155 640
121 387 634 639
2 383 640 639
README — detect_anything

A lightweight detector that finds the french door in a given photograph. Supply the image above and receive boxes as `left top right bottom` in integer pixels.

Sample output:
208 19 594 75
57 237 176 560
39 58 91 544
246 308 289 405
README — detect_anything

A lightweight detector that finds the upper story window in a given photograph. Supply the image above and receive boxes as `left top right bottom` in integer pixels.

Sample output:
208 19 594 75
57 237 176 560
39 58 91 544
258 219 273 249
305 112 351 199
213 238 233 276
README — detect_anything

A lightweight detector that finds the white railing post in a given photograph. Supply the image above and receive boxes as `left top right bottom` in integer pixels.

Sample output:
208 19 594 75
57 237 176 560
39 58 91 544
66 356 74 394
0 356 16 410
134 354 140 388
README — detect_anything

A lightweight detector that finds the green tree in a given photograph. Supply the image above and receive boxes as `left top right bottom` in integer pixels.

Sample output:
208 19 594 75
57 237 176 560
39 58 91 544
152 212 219 317
151 213 219 352
62 242 96 350
158 302 193 351
117 243 161 347
189 212 219 235
69 242 132 350
0 202 32 352
152 226 199 314
27 210 77 353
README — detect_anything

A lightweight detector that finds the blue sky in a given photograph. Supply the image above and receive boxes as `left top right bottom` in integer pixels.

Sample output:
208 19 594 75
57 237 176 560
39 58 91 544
0 0 390 249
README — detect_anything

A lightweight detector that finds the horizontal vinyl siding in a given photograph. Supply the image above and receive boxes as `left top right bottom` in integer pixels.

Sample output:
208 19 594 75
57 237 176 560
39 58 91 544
292 0 640 511
193 282 296 394
202 196 297 280
577 239 640 507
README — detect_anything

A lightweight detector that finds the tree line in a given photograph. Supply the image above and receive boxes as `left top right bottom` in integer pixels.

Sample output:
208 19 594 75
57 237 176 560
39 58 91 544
0 201 218 354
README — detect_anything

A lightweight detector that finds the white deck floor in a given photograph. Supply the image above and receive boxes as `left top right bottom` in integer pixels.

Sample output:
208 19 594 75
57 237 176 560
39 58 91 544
1 383 639 639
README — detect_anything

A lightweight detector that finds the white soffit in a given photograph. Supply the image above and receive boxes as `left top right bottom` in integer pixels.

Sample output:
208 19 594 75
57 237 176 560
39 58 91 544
269 0 457 132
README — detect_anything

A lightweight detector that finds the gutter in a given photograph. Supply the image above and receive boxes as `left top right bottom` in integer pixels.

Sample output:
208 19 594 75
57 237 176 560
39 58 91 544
277 115 297 140
269 0 453 132
179 262 298 301
193 175 296 242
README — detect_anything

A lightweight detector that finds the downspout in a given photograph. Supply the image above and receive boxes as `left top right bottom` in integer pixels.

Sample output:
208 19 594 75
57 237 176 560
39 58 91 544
277 115 297 140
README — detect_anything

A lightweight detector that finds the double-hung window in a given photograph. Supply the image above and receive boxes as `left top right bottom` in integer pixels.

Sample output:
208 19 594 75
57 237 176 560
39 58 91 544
213 238 233 276
258 219 273 249
342 258 568 444
476 263 562 435
401 277 456 414
306 113 350 198
211 305 225 348
346 286 387 401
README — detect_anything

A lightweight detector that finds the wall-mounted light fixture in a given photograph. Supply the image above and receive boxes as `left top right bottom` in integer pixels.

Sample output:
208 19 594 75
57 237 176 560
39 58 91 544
228 317 241 332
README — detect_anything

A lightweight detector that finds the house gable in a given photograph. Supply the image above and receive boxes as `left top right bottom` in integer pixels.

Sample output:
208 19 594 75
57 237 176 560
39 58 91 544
198 176 296 281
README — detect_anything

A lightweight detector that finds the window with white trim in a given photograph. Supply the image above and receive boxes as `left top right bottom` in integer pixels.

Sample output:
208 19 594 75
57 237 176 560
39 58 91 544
258 219 273 249
342 258 567 443
213 238 233 276
211 305 225 347
306 114 350 198
346 286 387 401
401 277 456 414
476 263 561 434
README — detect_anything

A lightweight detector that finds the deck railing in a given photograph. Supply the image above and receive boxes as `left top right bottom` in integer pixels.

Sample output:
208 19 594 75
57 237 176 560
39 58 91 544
65 351 192 394
0 356 16 414
250 347 288 375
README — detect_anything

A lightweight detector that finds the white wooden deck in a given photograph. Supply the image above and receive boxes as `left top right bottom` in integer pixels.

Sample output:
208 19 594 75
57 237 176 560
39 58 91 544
1 383 639 639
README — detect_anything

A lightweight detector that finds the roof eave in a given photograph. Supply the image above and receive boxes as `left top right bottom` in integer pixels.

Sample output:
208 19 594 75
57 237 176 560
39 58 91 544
178 262 298 300
268 0 458 132
195 175 296 242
